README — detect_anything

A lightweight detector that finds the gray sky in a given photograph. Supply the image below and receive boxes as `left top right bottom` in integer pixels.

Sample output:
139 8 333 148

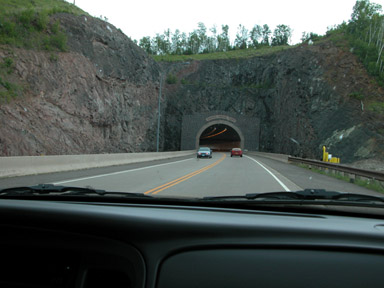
67 0 383 44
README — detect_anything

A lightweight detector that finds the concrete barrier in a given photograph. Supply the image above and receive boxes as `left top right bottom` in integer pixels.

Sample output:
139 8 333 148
0 151 195 178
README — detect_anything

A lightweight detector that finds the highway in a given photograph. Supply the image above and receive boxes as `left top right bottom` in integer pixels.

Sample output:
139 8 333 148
1 152 380 197
49 152 298 197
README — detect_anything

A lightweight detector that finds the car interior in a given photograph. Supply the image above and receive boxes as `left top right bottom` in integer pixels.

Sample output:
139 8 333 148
2 196 384 288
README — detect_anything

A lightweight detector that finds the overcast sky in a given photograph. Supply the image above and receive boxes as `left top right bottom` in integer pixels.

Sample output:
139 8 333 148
66 0 384 44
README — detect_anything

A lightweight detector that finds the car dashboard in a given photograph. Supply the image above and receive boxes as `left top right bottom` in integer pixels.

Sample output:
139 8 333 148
2 199 384 288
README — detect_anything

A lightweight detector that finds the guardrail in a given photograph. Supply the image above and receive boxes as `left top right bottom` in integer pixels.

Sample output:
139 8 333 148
288 156 384 182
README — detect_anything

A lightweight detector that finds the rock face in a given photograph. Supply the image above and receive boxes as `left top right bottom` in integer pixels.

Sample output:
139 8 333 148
0 14 161 155
0 13 383 163
161 43 384 163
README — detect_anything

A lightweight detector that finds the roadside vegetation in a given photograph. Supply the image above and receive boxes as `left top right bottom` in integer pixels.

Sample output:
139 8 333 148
0 0 85 50
327 0 384 87
142 0 384 115
142 0 384 89
154 45 296 62
0 0 86 103
297 163 384 194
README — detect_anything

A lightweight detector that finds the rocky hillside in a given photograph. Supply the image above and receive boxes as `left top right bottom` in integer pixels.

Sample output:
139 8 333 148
0 12 383 164
0 13 162 155
161 41 384 163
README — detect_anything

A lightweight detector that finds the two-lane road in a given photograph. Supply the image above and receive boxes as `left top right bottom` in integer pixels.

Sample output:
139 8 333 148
49 152 300 197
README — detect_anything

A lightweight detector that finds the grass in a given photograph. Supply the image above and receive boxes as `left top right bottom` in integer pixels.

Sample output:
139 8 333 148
367 101 384 115
152 45 297 62
296 163 384 194
0 0 85 17
0 55 21 103
0 0 86 51
0 0 86 104
0 76 23 103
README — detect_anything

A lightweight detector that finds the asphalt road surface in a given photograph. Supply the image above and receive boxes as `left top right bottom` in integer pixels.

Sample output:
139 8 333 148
0 152 381 197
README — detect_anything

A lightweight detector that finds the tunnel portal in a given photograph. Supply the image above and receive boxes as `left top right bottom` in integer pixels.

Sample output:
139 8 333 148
180 112 260 151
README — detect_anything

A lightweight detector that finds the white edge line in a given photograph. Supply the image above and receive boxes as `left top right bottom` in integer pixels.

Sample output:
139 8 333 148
244 155 291 192
53 158 193 185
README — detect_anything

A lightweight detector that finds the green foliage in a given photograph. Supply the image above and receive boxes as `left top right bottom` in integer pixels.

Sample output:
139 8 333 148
271 24 292 46
42 21 67 51
0 9 68 51
355 178 384 193
181 78 190 85
297 163 384 194
165 73 178 84
367 101 384 114
349 91 365 100
0 0 86 51
138 22 292 56
35 11 49 31
19 9 35 29
301 32 321 43
49 52 58 62
342 0 384 85
0 0 86 17
153 45 295 62
2 57 14 74
0 76 22 103
249 81 274 89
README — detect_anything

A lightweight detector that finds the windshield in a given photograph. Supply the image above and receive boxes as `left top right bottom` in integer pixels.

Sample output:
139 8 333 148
0 0 384 205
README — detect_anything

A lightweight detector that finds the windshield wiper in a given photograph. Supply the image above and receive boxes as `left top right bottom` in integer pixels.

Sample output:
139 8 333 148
203 189 384 204
0 184 151 198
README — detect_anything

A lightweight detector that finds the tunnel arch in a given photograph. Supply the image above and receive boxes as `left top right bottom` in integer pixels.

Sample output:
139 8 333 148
195 120 245 151
181 112 259 151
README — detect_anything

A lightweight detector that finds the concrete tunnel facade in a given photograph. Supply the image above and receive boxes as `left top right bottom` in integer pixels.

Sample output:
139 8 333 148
180 111 260 151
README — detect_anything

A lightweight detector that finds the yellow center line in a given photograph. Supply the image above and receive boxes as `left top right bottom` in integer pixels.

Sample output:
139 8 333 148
144 153 226 195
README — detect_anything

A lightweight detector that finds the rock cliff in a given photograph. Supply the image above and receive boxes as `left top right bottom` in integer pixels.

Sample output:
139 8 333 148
0 14 162 155
0 13 383 164
160 42 384 163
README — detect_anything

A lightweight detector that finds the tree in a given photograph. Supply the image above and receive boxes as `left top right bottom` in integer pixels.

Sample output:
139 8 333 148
300 32 320 43
152 33 167 55
234 24 248 49
139 36 152 54
261 24 271 46
271 24 292 46
197 22 208 53
171 29 183 55
217 25 230 52
206 25 218 53
249 24 263 48
346 0 384 82
187 30 200 54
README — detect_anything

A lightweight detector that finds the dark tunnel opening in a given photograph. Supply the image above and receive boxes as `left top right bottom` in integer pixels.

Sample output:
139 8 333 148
199 124 241 151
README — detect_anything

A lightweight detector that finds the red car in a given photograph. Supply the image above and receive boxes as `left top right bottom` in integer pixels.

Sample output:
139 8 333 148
231 148 243 157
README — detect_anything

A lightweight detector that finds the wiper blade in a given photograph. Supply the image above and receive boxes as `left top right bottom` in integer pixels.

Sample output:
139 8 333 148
203 189 384 204
0 184 151 198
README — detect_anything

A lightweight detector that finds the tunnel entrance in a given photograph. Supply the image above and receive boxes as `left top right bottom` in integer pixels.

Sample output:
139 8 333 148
199 123 241 151
181 112 259 151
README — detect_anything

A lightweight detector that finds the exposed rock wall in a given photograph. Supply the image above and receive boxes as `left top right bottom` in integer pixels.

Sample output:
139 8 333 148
161 43 384 163
0 14 161 155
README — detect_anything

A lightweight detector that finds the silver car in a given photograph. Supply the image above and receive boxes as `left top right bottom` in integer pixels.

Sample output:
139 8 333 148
197 147 212 158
